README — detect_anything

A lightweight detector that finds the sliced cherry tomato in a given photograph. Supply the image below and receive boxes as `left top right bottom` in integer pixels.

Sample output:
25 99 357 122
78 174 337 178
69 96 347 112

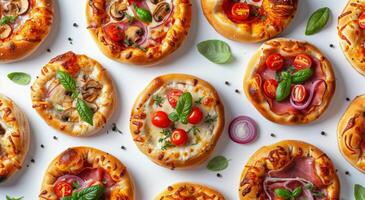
54 182 73 198
187 107 203 124
171 129 188 146
151 111 171 128
293 54 312 70
104 23 125 42
266 53 284 71
359 12 365 29
167 89 183 108
263 79 278 99
252 0 262 2
291 84 307 103
231 3 250 21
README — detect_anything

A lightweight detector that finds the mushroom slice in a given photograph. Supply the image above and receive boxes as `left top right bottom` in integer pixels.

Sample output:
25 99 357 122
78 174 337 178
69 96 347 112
81 80 102 103
59 108 79 122
2 2 20 16
0 24 12 39
153 2 171 22
109 1 127 20
125 26 144 44
17 0 30 15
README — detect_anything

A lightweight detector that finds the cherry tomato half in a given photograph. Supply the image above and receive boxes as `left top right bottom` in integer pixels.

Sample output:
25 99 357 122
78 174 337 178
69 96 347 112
231 3 250 21
291 84 307 103
151 111 171 128
252 0 262 2
263 79 278 99
54 182 73 198
171 129 188 146
187 107 203 124
104 23 125 42
359 12 365 29
167 89 183 108
266 53 284 71
293 54 312 70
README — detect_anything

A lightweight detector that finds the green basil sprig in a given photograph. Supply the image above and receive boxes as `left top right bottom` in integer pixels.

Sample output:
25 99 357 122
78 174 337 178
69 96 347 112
56 70 76 91
207 155 229 171
305 7 330 35
0 16 16 25
7 72 31 85
291 68 313 84
274 187 302 200
355 184 365 200
61 185 105 200
276 73 292 102
168 92 192 124
134 5 152 23
6 195 23 200
197 40 232 64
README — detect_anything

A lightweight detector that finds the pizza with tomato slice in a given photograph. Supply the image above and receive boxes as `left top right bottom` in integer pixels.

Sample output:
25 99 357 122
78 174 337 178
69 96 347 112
86 0 191 65
244 38 336 125
130 74 224 169
338 0 365 76
239 140 340 200
0 0 53 63
201 0 298 43
31 51 116 137
0 94 30 182
39 147 134 200
154 182 225 200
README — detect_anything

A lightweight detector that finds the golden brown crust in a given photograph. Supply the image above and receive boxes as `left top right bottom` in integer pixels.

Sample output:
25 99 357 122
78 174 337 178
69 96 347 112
337 94 365 173
39 147 134 200
243 38 336 125
201 0 298 43
154 182 225 200
338 0 365 76
85 0 192 65
239 140 340 200
0 94 30 182
0 0 54 63
31 52 116 137
130 74 225 169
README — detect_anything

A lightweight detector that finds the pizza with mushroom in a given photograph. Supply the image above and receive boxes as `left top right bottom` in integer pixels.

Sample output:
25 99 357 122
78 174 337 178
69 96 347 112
244 38 335 125
0 0 53 63
239 140 340 200
201 0 298 43
0 94 30 182
39 147 134 200
86 0 191 65
130 74 224 169
154 182 225 200
31 51 116 137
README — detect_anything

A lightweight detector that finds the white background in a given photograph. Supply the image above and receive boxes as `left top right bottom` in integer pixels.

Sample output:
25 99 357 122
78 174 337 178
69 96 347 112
0 0 364 199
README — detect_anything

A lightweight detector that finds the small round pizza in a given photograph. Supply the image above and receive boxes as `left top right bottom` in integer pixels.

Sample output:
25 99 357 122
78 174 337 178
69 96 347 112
338 0 365 76
39 147 134 200
0 94 30 182
239 140 340 200
0 0 54 63
337 94 365 173
244 38 335 125
86 0 192 65
154 182 225 200
31 51 116 137
201 0 298 43
130 74 224 169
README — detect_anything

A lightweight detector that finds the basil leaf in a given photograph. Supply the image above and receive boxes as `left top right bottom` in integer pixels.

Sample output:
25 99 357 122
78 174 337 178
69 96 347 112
56 70 76 92
7 72 31 85
0 16 16 25
274 188 292 199
207 156 229 171
292 187 302 198
168 112 179 122
291 68 313 84
276 78 292 102
355 184 365 200
76 98 94 126
134 6 152 23
305 7 330 35
75 185 105 200
60 196 72 200
197 40 232 64
6 196 23 200
174 92 192 123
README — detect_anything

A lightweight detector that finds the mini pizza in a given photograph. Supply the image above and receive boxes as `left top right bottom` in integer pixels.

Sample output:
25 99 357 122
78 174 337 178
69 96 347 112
337 94 365 173
154 182 225 200
201 0 298 43
31 51 116 137
0 0 53 63
338 0 365 76
0 94 30 182
244 38 336 125
86 0 192 65
239 140 340 200
130 74 224 169
39 147 134 200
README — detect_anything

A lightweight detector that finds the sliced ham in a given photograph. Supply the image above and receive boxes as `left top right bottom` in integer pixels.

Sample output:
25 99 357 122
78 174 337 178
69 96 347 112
78 167 115 188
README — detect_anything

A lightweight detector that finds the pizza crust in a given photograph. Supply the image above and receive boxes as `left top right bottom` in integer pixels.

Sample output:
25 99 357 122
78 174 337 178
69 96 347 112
201 0 298 43
239 140 340 200
243 38 336 125
0 0 54 63
39 147 134 200
0 94 30 182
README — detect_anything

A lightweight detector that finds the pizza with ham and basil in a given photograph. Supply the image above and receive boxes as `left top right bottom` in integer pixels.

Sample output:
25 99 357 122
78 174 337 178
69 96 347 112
244 38 336 125
86 0 191 65
31 51 116 137
39 147 134 200
239 140 340 200
201 0 298 43
130 74 224 169
0 94 30 183
154 182 225 200
0 0 53 63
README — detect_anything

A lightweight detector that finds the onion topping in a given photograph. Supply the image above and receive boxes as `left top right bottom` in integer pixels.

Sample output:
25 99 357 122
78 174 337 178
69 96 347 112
290 79 326 110
54 174 85 188
228 116 258 144
151 0 174 29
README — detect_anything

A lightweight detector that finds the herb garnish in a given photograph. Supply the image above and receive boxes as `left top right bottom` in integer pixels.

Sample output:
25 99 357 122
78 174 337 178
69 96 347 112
274 187 302 200
197 40 232 64
194 97 203 104
204 114 217 124
7 72 31 85
207 156 229 171
153 95 164 107
0 16 17 25
188 126 200 135
61 185 105 200
168 92 193 124
355 184 365 200
159 129 175 150
305 7 330 35
6 195 23 200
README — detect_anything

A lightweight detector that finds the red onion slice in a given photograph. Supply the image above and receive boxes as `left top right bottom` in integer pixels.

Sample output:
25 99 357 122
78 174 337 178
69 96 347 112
132 20 148 45
54 174 85 187
228 116 258 144
151 0 174 29
290 79 326 110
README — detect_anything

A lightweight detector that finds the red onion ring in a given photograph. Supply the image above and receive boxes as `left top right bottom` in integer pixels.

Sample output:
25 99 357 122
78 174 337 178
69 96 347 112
131 20 148 45
290 79 326 110
151 0 174 29
54 174 85 187
228 116 258 144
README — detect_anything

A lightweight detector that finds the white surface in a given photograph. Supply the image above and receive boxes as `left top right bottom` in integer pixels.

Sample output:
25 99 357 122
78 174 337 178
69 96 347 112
0 0 364 199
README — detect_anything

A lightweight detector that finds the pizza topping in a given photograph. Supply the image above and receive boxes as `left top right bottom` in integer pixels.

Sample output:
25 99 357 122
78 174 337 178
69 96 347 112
0 24 12 39
167 89 183 108
152 111 171 128
81 80 102 102
1 0 29 16
231 2 250 21
291 84 307 103
104 23 125 42
266 54 284 71
290 80 325 110
228 115 257 144
187 107 203 124
109 1 128 20
263 79 278 99
153 2 171 22
54 181 73 198
293 54 312 70
150 0 163 4
125 25 144 44
17 0 30 15
171 128 188 146
359 12 365 30
134 5 152 23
